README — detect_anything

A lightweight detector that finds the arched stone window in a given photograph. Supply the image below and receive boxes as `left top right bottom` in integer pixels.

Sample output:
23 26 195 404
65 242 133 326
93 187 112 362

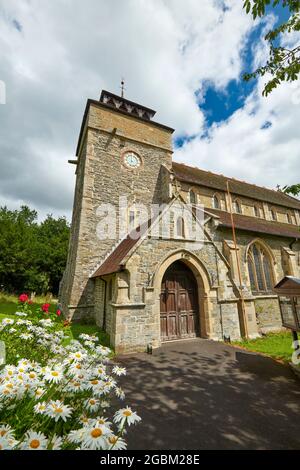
270 208 277 221
247 243 274 294
190 190 197 205
254 205 260 217
213 194 220 209
176 217 185 238
233 199 242 214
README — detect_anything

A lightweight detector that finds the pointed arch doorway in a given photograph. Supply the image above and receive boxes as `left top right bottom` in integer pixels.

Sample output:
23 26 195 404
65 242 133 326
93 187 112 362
160 260 200 341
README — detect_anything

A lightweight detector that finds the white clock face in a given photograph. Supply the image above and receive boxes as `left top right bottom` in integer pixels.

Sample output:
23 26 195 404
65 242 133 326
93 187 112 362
123 152 141 169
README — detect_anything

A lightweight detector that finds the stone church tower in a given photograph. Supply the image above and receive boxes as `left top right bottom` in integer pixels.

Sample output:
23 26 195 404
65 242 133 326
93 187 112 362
60 91 174 322
60 89 300 354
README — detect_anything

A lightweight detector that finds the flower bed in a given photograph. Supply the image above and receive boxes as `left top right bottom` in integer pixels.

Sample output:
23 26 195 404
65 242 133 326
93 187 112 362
0 296 141 450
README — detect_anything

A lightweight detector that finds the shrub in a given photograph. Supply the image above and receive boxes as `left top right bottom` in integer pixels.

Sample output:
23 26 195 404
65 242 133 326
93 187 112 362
0 315 140 450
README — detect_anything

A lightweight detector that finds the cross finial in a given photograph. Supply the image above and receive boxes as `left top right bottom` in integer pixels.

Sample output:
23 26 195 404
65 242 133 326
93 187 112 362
120 78 125 98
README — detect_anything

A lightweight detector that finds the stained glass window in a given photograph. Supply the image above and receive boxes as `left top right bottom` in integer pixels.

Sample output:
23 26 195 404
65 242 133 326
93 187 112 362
247 243 274 294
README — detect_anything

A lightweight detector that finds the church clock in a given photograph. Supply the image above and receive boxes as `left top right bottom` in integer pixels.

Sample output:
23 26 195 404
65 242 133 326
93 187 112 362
123 151 141 169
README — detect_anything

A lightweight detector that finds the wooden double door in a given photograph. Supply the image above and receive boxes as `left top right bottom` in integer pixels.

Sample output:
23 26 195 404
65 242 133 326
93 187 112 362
160 261 200 341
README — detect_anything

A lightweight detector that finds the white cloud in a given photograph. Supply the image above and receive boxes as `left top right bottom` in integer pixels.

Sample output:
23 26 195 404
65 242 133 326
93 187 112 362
0 0 297 220
175 77 300 190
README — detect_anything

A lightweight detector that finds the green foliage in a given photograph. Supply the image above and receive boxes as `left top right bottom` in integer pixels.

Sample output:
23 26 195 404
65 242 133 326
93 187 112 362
234 330 295 363
243 0 300 96
0 205 70 296
282 183 300 195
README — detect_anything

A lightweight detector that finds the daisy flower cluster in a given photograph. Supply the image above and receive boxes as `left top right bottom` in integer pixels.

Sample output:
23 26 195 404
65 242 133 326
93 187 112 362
0 317 140 450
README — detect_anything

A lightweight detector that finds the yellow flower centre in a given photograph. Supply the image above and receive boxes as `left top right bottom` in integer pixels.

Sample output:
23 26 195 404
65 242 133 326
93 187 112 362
55 407 63 413
109 436 118 444
0 430 7 437
51 371 59 377
8 371 13 376
3 389 10 395
90 400 96 405
91 428 102 438
7 383 13 389
75 364 81 369
30 439 40 449
123 410 132 417
91 380 98 385
29 373 36 379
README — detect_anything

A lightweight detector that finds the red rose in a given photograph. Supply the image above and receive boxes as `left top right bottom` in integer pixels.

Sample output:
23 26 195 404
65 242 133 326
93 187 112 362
41 303 50 313
56 309 61 316
28 300 33 305
19 294 29 303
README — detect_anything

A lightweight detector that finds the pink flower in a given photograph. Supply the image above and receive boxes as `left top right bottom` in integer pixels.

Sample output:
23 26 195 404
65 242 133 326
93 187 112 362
19 294 29 303
56 309 61 317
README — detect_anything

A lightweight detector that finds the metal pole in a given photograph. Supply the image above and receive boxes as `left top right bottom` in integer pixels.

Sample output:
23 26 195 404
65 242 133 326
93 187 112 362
226 181 249 338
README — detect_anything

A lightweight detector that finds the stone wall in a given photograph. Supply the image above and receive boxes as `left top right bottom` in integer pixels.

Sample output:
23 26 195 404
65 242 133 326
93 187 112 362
254 297 282 332
59 102 173 321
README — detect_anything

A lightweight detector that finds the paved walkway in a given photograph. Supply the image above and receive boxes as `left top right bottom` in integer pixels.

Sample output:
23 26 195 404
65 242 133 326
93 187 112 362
119 339 300 450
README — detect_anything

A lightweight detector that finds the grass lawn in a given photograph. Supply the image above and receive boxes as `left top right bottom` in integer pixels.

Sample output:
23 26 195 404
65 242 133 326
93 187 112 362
0 293 110 348
233 331 297 364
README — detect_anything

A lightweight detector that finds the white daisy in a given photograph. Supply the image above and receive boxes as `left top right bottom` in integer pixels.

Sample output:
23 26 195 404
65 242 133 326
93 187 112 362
0 435 16 450
68 362 85 376
46 400 73 422
43 367 64 384
84 397 100 412
20 333 33 341
33 387 46 399
15 312 28 317
67 428 85 444
115 387 125 400
34 402 47 415
100 400 110 409
107 435 127 450
2 318 14 326
114 407 141 426
0 424 15 440
93 365 107 377
21 431 48 450
70 351 87 362
112 365 126 376
50 434 63 450
81 424 110 450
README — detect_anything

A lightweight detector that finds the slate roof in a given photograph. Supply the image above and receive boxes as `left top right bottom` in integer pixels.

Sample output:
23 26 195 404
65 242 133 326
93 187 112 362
207 207 300 239
173 162 300 211
91 224 147 278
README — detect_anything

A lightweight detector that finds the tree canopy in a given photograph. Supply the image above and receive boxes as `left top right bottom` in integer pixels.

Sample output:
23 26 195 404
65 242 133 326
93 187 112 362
0 205 70 296
243 0 300 96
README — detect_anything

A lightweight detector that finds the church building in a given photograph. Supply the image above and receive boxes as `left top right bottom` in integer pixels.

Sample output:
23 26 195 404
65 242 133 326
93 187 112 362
60 90 300 354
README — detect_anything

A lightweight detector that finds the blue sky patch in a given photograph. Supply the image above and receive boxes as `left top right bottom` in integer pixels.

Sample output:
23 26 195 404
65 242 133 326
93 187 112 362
174 3 291 149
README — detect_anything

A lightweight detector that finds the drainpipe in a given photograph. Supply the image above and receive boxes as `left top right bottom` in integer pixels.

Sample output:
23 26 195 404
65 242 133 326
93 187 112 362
100 277 107 331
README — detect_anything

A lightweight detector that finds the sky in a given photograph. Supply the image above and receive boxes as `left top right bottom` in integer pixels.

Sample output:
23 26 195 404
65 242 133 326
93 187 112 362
0 0 299 221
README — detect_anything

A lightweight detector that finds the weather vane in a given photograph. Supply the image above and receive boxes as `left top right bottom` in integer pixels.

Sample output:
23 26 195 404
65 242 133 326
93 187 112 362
120 78 125 98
